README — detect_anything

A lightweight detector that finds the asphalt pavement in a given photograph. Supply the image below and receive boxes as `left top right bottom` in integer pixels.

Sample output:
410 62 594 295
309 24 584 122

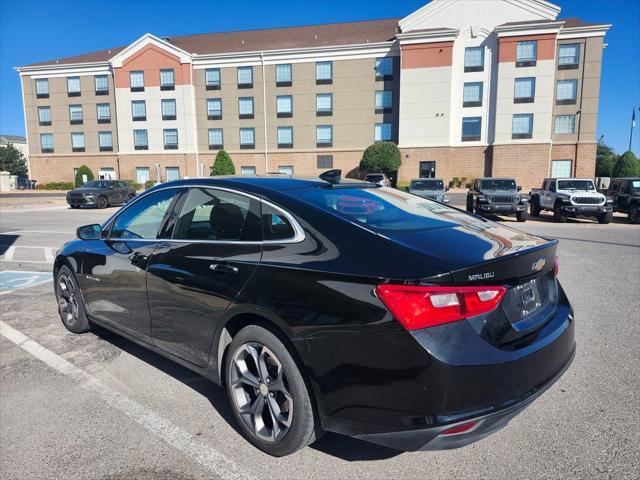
1 199 639 480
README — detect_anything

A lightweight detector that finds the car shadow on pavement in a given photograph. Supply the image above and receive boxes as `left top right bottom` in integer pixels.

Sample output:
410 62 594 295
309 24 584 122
90 324 403 461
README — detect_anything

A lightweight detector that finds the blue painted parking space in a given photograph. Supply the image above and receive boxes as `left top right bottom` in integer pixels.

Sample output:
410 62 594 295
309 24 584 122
0 270 53 295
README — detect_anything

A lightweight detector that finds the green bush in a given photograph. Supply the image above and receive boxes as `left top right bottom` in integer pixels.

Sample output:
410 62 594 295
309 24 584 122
360 142 401 177
74 165 94 187
37 182 75 190
396 181 410 191
210 150 235 176
124 179 141 190
612 150 640 177
144 180 155 190
596 143 618 177
450 176 461 188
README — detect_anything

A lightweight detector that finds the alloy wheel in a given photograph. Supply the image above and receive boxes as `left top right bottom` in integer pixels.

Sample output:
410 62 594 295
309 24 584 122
229 342 294 443
57 273 79 326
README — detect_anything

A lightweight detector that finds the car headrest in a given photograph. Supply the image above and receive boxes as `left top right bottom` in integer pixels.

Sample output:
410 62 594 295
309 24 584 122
210 203 245 240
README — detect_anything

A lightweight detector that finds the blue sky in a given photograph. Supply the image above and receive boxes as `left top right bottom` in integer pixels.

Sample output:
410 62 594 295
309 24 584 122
0 0 638 155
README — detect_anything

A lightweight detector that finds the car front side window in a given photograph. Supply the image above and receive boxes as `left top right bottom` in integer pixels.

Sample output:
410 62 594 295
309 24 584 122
110 189 177 240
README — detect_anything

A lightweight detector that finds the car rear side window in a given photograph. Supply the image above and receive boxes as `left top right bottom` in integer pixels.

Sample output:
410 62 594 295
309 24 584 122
110 189 177 240
262 204 295 241
297 187 462 232
173 188 261 241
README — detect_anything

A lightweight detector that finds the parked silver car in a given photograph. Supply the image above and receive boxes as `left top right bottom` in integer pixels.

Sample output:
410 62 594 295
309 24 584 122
364 173 391 187
408 178 450 203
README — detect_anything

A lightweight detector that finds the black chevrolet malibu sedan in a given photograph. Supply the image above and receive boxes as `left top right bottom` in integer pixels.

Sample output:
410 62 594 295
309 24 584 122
66 180 137 209
54 174 575 456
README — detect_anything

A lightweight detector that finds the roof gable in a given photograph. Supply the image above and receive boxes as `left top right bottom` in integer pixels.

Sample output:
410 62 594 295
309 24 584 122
110 34 192 67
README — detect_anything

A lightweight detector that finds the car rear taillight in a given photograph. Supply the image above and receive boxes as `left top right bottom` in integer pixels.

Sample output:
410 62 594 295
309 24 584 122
439 421 480 436
553 256 559 278
374 284 507 331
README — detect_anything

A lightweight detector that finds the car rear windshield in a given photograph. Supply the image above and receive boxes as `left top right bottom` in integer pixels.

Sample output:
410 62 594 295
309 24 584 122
479 179 516 191
83 181 109 188
630 180 640 191
365 175 384 182
296 187 462 232
557 180 595 190
411 180 444 190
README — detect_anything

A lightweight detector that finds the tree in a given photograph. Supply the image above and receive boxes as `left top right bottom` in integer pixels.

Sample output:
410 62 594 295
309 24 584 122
612 150 640 177
0 144 28 176
74 165 94 187
210 150 235 176
595 143 617 177
360 142 401 177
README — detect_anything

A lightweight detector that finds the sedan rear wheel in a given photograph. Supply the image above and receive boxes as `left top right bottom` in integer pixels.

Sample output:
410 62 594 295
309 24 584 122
225 325 318 456
97 196 108 209
55 265 90 333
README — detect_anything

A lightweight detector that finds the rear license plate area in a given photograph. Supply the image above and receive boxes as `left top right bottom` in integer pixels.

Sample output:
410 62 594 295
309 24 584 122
516 279 542 316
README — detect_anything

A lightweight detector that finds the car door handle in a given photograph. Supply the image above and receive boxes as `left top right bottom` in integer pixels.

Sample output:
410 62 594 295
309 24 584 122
209 263 238 274
129 251 148 266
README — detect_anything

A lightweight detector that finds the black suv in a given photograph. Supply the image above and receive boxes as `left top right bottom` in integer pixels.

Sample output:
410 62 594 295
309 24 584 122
66 180 137 209
467 178 527 222
606 177 640 223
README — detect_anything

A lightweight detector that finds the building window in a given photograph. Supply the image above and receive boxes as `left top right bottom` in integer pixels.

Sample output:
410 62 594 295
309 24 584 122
461 117 481 141
99 131 113 151
69 104 83 125
276 95 293 118
205 68 221 90
317 155 333 169
130 71 144 92
71 132 85 152
97 103 111 123
375 90 393 113
514 77 536 103
163 129 178 149
278 166 294 175
374 123 392 142
238 97 254 119
38 106 51 126
165 167 180 181
136 167 150 184
558 44 580 69
276 64 292 86
462 82 483 107
240 128 255 149
160 69 175 90
133 129 148 150
67 76 81 96
464 47 484 72
375 57 393 80
277 126 293 148
207 98 222 120
556 79 577 105
35 78 49 98
208 128 223 149
40 133 54 153
316 93 333 116
241 166 256 175
512 113 534 139
161 99 177 120
132 100 146 121
516 41 537 67
551 159 572 177
554 115 576 134
316 61 333 84
94 75 109 95
237 66 253 88
316 125 333 147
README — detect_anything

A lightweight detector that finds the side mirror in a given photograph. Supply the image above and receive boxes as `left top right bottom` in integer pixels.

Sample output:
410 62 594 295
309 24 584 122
76 224 102 240
517 185 522 191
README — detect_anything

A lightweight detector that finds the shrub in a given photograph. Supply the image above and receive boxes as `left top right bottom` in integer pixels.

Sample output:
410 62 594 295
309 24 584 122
210 150 235 176
74 165 94 187
596 143 618 177
144 180 155 190
451 176 461 188
612 150 640 177
38 182 74 190
396 181 410 191
360 142 401 177
124 179 141 190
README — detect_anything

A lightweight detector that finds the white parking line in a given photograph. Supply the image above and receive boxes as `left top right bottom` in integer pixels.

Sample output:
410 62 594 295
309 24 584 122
0 320 256 480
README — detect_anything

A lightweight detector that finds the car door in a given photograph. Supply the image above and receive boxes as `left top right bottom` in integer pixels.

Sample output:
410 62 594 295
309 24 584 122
78 188 182 342
617 181 629 212
147 186 263 367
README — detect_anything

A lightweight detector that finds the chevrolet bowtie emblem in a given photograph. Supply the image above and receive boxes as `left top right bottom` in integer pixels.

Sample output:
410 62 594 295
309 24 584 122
531 258 546 272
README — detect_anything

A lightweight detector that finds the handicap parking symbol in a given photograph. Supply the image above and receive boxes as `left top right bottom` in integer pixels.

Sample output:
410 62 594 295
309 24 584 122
0 270 53 295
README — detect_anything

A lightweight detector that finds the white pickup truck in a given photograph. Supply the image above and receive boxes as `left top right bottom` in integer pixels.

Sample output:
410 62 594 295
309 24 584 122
529 178 613 223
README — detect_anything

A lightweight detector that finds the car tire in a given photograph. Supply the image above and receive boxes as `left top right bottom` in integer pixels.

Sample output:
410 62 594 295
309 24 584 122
97 196 108 209
553 203 567 223
224 325 319 456
629 204 639 224
530 197 541 217
69 205 80 209
516 210 527 222
598 212 612 224
55 265 91 334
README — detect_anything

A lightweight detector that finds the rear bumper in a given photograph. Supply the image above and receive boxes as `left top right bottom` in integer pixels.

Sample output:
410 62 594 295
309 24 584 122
561 204 611 217
477 203 526 214
356 345 575 451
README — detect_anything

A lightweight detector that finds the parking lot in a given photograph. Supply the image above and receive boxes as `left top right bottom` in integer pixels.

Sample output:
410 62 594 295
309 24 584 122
1 195 639 480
